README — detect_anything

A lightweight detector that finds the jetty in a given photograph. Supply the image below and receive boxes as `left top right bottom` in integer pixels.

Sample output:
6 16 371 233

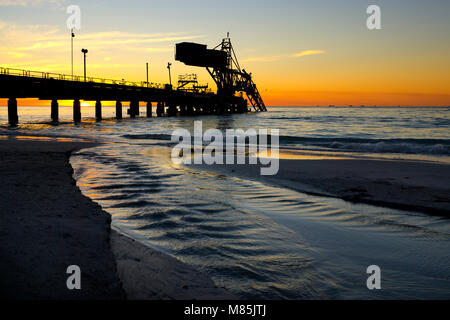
0 35 266 126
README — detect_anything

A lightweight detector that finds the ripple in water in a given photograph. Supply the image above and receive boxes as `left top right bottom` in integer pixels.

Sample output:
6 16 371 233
71 142 450 299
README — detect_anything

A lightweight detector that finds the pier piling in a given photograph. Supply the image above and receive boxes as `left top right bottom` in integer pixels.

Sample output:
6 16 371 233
95 100 102 121
179 104 187 116
51 99 59 123
73 99 81 123
146 101 152 118
167 104 177 117
8 97 18 127
128 100 139 118
156 102 164 117
116 101 122 120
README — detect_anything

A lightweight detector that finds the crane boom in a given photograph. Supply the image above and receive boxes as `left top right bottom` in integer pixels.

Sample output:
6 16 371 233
175 35 267 112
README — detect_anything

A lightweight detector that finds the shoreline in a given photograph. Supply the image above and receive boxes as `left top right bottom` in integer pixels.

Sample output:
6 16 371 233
1 137 448 300
189 157 450 217
110 230 233 300
0 139 231 300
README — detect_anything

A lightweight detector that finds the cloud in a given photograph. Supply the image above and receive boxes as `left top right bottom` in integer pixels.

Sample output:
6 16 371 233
36 31 203 50
8 51 29 58
145 47 173 53
0 0 66 6
241 55 283 63
38 31 195 42
0 21 201 56
99 35 203 45
242 50 326 63
293 50 325 58
0 19 202 79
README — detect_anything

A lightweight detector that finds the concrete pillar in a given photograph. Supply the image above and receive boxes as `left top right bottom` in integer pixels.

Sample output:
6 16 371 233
146 101 152 118
95 100 102 121
156 102 164 117
132 100 139 117
8 97 18 127
187 105 194 115
128 100 139 118
51 99 59 122
167 104 177 117
237 101 247 113
179 104 187 116
116 101 122 120
73 99 81 123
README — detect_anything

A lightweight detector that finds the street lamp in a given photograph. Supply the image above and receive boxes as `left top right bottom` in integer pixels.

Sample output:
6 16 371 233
167 62 172 87
71 29 75 80
146 61 149 88
81 48 88 82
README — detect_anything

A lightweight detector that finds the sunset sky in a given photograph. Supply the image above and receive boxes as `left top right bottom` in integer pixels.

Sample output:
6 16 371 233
1 0 449 106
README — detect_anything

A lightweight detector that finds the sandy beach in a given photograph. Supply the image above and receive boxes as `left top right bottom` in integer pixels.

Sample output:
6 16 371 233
0 137 448 300
190 157 450 217
0 139 231 300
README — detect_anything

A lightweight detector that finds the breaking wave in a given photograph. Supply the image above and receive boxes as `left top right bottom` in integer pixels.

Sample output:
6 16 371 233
279 136 450 155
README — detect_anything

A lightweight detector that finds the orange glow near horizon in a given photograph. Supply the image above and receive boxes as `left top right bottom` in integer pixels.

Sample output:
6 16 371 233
1 92 449 108
1 2 449 107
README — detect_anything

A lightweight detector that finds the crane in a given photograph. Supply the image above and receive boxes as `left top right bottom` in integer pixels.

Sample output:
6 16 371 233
175 35 267 112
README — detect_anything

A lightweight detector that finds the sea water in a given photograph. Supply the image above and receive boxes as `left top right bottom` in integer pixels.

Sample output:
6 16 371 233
1 106 449 299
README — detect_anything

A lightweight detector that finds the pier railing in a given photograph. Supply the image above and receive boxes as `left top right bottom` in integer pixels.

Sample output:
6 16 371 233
0 66 166 89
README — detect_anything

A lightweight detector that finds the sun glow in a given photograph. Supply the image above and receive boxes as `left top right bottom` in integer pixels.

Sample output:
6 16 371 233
0 1 449 107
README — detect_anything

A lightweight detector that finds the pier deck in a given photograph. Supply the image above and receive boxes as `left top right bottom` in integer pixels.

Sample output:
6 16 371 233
0 67 248 126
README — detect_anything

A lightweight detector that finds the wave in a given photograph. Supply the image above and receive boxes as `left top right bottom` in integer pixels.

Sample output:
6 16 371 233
122 133 172 141
279 136 450 155
121 132 450 156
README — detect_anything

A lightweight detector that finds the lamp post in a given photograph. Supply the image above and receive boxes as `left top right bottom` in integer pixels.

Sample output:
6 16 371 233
167 62 172 87
81 48 88 82
146 62 149 88
71 29 75 80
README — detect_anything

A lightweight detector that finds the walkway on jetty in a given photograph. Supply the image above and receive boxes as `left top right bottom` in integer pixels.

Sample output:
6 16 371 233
0 67 248 126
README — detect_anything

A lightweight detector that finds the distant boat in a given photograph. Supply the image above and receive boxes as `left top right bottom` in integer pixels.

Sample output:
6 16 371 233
329 105 335 108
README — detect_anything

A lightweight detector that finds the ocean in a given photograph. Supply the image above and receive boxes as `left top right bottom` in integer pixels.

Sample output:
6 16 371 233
1 106 449 299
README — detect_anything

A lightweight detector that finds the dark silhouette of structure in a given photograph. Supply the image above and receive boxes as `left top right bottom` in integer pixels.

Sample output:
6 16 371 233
0 35 266 126
175 35 266 112
81 48 88 82
177 74 209 93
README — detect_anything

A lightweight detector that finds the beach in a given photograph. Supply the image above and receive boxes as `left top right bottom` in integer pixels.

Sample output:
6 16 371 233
1 106 449 299
1 0 450 307
0 139 231 300
191 157 450 217
2 136 449 299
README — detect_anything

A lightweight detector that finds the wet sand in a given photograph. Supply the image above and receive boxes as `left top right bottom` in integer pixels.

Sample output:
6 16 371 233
111 231 232 300
191 158 450 216
0 139 230 300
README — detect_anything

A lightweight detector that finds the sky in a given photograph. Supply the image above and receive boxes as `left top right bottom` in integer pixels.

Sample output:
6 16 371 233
0 0 449 106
